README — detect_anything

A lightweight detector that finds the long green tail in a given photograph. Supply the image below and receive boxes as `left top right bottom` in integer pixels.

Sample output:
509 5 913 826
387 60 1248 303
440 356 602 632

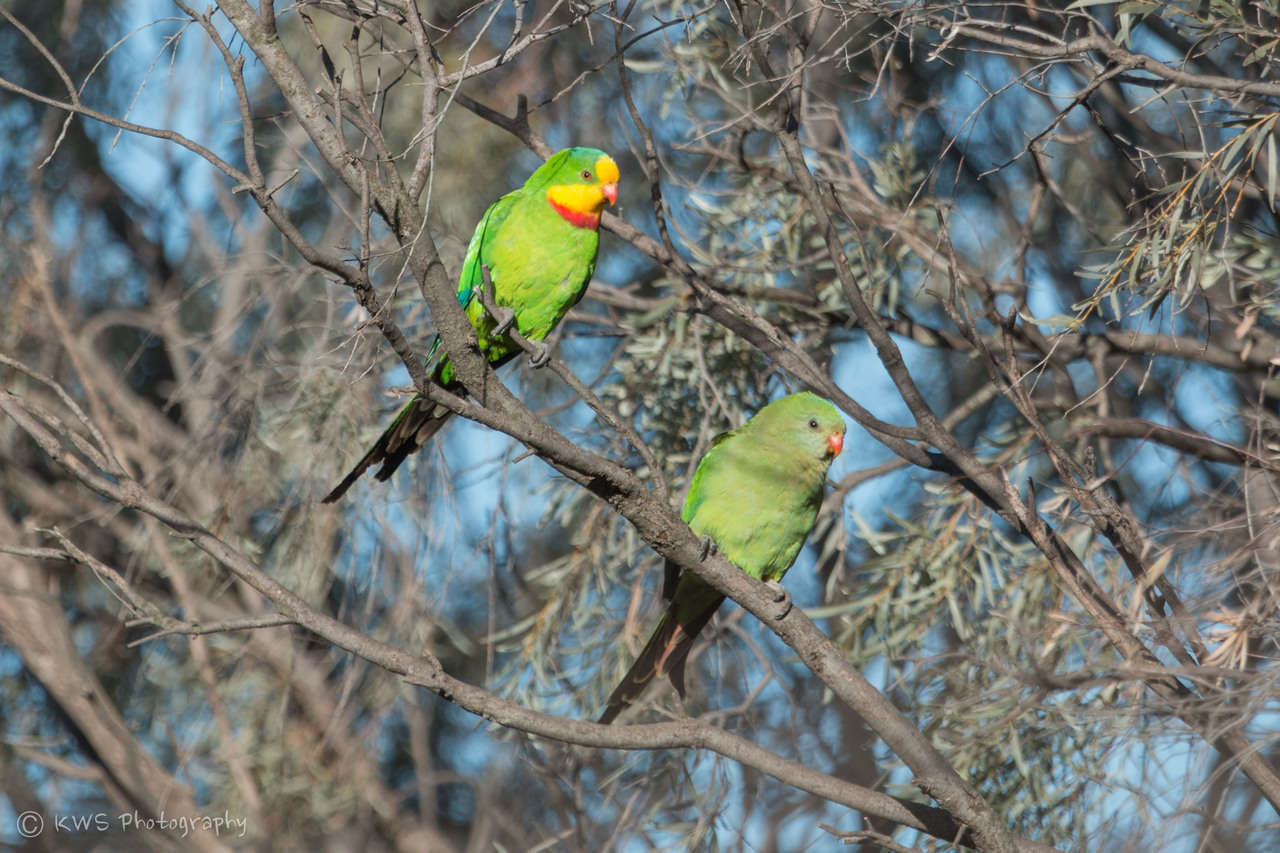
324 322 533 503
322 395 452 503
598 577 724 724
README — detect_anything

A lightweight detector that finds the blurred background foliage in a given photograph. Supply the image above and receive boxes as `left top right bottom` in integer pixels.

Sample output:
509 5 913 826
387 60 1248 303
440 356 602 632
2 0 1279 850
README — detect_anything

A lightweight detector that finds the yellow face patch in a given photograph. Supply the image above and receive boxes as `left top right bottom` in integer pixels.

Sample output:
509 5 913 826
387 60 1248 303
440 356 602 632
546 183 608 215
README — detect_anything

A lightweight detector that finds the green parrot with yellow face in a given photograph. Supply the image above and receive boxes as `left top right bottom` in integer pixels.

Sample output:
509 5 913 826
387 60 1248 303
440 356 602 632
599 391 846 723
324 148 620 503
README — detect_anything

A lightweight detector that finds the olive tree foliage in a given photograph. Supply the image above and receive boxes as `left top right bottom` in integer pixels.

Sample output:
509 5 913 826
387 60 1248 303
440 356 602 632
1 0 1279 850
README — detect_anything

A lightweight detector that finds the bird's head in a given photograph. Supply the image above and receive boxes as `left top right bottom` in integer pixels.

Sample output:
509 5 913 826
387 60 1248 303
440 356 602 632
542 148 620 229
753 391 846 466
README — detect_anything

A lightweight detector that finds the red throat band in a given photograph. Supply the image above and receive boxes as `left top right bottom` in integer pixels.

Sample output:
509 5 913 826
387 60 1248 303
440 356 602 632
549 199 602 229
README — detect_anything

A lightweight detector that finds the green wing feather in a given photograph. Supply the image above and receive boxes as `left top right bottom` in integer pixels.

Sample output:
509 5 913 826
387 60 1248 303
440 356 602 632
457 191 520 325
426 190 521 386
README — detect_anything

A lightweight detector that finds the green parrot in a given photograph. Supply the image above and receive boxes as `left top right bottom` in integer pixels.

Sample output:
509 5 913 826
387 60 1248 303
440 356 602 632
324 148 620 503
599 391 845 723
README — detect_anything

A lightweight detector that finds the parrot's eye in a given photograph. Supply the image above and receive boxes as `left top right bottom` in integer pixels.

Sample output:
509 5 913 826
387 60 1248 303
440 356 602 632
581 169 592 181
808 418 819 429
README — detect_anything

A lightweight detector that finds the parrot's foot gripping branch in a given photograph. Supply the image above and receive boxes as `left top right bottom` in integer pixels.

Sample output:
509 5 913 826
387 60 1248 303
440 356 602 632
525 340 551 368
764 580 792 620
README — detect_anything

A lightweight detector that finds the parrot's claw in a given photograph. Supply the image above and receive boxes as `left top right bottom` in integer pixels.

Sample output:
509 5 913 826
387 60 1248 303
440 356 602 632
764 580 792 620
490 303 517 338
699 536 718 562
527 341 551 368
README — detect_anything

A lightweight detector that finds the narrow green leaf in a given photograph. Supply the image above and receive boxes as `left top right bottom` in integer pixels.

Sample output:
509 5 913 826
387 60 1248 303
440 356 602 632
1267 131 1277 212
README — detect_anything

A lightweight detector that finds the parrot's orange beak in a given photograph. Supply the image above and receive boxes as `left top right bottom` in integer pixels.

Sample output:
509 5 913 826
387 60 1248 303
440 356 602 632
828 431 844 457
602 182 618 206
